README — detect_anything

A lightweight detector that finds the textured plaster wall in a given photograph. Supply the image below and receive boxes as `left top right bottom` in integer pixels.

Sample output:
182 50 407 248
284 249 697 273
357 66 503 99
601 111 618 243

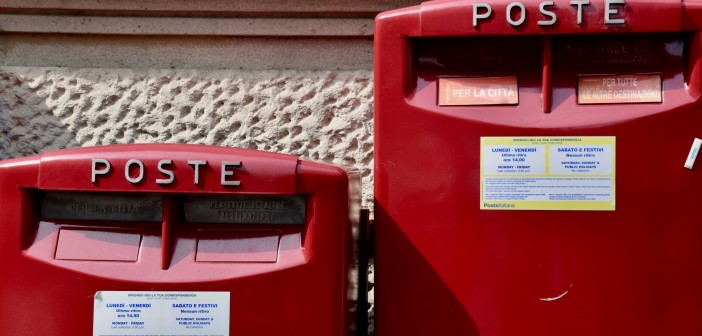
0 67 375 208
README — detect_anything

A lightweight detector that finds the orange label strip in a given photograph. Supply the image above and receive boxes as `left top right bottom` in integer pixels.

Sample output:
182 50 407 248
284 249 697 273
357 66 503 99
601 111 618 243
438 76 519 106
578 74 661 104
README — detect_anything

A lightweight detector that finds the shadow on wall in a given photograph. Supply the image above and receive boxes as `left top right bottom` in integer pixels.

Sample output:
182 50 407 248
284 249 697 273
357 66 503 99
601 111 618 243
0 67 375 207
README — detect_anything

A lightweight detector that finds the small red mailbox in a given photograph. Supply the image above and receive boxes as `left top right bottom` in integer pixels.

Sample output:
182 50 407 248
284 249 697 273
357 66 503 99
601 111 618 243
375 0 702 335
0 144 362 335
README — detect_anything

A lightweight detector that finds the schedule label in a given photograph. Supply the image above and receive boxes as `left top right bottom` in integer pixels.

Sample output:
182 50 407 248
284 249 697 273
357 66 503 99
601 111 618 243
93 291 230 336
481 136 616 210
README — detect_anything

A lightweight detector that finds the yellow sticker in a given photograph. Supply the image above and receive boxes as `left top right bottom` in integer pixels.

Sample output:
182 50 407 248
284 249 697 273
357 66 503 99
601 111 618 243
480 136 616 211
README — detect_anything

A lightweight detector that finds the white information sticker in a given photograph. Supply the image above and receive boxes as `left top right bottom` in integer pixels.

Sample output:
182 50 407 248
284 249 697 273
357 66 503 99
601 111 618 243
481 136 616 211
93 291 230 336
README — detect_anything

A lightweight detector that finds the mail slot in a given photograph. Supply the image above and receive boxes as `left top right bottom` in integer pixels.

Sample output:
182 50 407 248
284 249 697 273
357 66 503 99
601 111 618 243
0 144 363 335
375 0 702 335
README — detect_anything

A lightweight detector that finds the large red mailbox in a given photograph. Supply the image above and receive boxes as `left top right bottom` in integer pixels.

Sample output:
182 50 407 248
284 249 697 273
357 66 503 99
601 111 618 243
375 0 702 334
0 144 362 335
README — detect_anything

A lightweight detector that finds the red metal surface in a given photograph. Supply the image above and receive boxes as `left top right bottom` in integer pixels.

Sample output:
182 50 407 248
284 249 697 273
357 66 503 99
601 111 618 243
374 0 702 335
0 144 360 335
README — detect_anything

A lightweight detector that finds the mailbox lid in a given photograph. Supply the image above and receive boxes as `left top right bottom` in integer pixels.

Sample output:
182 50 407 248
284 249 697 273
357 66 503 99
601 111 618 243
377 0 687 38
38 144 297 193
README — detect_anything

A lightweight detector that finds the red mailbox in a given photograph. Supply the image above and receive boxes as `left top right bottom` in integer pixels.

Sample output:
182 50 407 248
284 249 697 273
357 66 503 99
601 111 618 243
375 0 702 334
0 144 362 336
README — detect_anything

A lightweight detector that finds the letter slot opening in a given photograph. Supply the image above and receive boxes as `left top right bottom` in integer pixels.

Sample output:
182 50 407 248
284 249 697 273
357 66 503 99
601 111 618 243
39 191 162 222
195 230 281 263
551 33 687 106
55 229 142 262
410 36 542 108
183 194 306 225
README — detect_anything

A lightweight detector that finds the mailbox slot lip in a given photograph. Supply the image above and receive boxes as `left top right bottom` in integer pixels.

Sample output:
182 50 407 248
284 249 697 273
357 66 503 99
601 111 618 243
54 227 143 262
194 229 282 263
22 219 308 282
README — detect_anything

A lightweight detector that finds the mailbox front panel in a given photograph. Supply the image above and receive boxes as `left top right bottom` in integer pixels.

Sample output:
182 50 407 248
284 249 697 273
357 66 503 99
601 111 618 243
0 144 360 336
375 0 702 335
